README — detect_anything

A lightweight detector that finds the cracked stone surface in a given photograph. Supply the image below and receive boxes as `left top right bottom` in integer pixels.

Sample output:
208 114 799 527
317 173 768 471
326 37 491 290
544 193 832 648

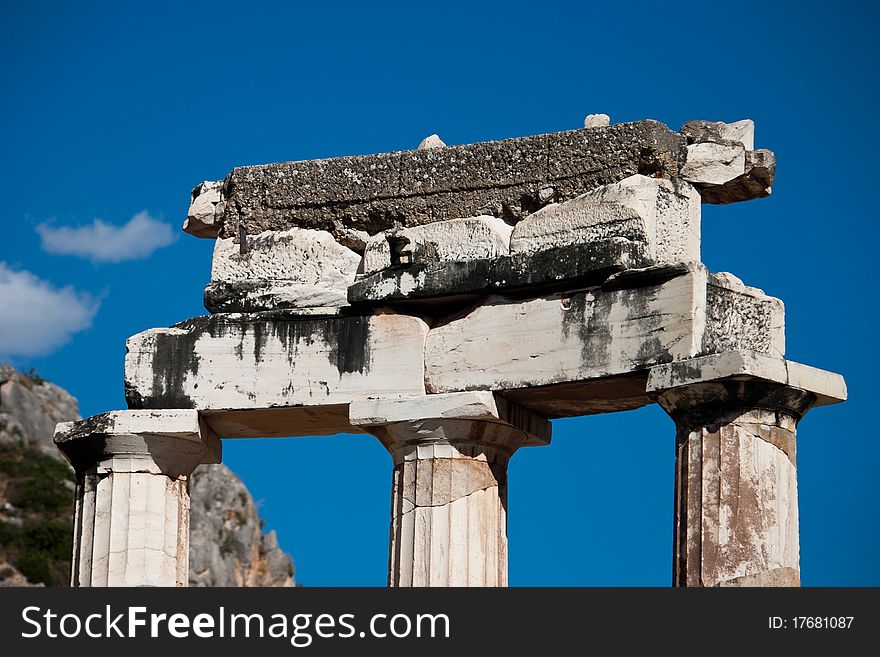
128 266 787 426
388 449 508 587
673 416 800 587
698 149 775 204
705 272 785 358
349 238 646 305
423 264 784 399
182 118 778 311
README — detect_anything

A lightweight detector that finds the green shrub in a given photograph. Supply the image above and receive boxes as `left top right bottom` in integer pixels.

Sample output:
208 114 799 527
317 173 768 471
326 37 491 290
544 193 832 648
0 440 74 586
19 519 72 560
9 478 70 513
24 368 46 386
0 521 21 546
220 536 236 556
0 445 74 482
15 551 53 585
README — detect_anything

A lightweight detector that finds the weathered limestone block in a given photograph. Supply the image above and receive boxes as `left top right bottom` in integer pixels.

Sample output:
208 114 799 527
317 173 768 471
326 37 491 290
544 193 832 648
679 119 774 204
351 392 550 587
424 265 784 396
417 134 446 149
425 266 703 394
183 181 224 239
205 228 360 313
698 149 775 205
509 174 701 265
511 200 646 250
361 216 513 276
680 119 755 150
648 353 846 587
54 410 220 587
682 141 746 185
349 239 646 306
583 113 611 128
124 312 429 413
705 272 785 358
201 121 686 241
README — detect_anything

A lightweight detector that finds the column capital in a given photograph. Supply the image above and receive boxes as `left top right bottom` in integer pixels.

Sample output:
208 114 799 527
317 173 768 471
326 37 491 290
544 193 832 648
647 350 846 422
350 391 550 461
54 410 221 478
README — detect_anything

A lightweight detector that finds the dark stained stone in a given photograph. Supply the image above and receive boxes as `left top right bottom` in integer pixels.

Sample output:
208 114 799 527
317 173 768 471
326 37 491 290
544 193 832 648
347 239 650 306
215 120 687 241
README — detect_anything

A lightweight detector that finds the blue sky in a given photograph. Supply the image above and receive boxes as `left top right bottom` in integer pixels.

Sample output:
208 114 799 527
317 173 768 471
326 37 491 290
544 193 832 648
1 0 877 586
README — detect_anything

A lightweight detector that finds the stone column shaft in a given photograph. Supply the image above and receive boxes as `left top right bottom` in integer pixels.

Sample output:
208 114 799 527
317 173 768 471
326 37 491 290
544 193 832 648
71 456 191 587
55 410 220 587
389 441 510 587
649 351 847 588
670 403 801 587
351 392 550 587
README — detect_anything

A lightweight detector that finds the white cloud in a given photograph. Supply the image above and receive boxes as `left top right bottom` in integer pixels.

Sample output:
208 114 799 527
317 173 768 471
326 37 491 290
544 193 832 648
0 262 100 359
36 211 176 263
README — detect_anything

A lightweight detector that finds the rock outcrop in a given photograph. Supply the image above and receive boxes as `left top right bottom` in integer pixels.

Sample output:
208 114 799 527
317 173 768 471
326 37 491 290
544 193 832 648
1 365 78 455
0 365 294 587
189 463 294 587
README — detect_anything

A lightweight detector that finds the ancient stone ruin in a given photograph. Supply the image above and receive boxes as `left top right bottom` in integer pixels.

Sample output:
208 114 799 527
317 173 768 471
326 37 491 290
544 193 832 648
54 116 846 587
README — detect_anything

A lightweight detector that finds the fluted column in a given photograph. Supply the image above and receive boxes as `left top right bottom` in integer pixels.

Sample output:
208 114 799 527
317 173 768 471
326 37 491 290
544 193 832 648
350 392 550 587
648 352 847 587
54 410 220 587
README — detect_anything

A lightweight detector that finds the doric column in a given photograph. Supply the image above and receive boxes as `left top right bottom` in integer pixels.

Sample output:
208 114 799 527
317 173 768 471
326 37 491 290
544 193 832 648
54 410 220 587
648 352 846 587
350 392 550 587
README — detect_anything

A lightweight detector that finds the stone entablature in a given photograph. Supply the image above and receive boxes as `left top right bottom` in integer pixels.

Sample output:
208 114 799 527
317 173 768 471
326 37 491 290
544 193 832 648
57 116 843 587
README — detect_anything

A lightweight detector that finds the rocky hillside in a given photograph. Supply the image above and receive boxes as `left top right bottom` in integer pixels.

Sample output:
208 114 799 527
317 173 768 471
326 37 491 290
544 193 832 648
0 365 294 587
190 464 293 586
